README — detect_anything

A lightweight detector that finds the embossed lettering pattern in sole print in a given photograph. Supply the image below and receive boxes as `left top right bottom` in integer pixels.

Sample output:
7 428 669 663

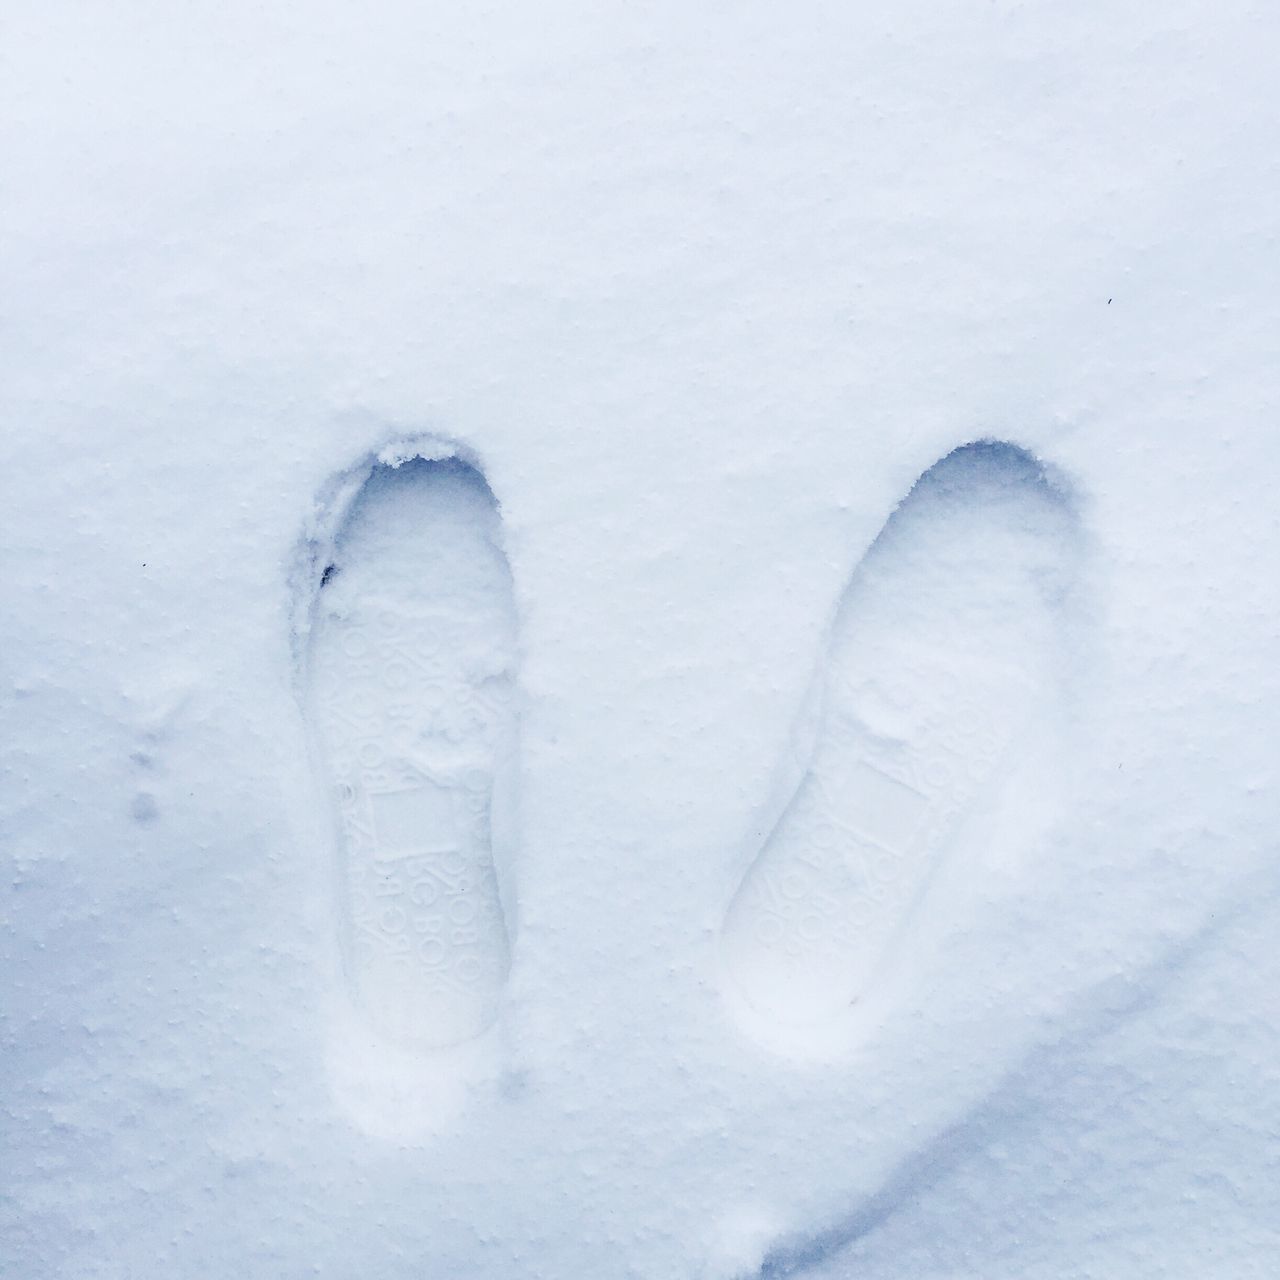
307 457 518 1049
723 441 1078 1027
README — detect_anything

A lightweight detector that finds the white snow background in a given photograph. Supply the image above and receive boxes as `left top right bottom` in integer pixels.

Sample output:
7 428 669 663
3 3 1279 1277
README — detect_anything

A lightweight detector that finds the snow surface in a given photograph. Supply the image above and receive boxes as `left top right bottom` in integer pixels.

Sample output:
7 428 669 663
3 3 1279 1277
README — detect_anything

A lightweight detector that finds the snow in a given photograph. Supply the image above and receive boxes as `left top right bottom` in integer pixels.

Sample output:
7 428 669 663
3 3 1279 1277
302 450 519 1050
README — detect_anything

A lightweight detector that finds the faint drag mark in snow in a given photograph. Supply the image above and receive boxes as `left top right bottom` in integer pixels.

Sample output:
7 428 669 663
754 888 1254 1279
721 441 1080 1029
298 441 519 1051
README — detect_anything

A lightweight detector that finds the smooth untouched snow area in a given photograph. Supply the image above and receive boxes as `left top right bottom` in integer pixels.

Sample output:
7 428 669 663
2 4 1279 1278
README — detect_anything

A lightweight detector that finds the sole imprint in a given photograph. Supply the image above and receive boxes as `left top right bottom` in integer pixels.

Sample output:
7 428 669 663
306 455 517 1048
722 441 1077 1024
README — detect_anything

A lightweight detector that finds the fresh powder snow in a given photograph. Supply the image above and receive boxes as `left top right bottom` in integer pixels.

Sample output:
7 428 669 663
2 4 1279 1278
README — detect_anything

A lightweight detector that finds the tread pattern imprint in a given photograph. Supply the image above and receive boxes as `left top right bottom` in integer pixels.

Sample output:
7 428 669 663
306 456 517 1049
722 442 1077 1026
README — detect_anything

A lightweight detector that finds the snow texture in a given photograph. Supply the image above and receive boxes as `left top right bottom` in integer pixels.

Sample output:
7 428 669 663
304 453 519 1048
723 442 1079 1032
2 3 1279 1278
